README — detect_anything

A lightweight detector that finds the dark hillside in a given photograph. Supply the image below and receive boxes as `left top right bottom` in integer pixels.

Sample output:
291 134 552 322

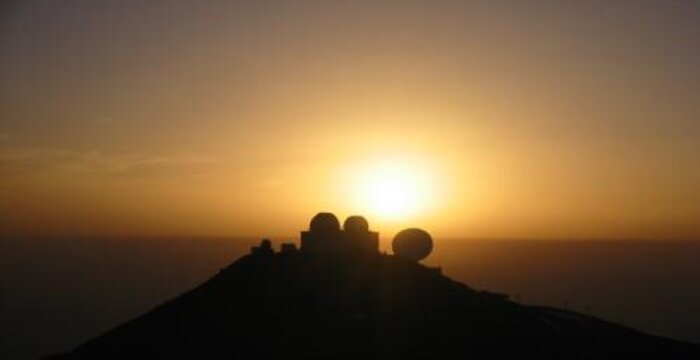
47 250 699 359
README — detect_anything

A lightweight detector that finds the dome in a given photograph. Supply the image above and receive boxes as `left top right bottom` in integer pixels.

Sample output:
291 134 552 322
392 228 433 262
309 212 341 233
343 216 369 232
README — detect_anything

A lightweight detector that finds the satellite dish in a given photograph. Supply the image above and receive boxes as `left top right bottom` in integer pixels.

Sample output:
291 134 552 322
392 228 433 262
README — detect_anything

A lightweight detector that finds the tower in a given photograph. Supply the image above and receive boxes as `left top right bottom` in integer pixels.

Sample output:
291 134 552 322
343 215 379 253
300 212 342 253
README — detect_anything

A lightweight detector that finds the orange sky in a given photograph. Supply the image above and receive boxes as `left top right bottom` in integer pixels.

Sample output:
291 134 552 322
1 1 699 239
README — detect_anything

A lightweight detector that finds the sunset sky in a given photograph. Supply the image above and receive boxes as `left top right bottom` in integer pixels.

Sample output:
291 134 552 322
1 1 699 239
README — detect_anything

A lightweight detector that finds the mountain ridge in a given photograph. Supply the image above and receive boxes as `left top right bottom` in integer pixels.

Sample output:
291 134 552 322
46 250 700 359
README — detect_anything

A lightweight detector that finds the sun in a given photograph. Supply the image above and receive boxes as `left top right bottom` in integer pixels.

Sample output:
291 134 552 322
367 175 412 217
348 158 434 221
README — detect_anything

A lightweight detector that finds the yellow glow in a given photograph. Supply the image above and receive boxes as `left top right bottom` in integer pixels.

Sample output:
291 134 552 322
347 157 437 221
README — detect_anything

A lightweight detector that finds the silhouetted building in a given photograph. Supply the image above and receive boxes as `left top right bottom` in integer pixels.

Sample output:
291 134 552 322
281 243 297 254
301 213 342 253
300 212 379 255
251 238 274 256
343 215 379 253
392 228 433 262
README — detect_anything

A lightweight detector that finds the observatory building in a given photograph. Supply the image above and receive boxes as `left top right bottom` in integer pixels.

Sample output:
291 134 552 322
252 212 433 263
301 212 379 254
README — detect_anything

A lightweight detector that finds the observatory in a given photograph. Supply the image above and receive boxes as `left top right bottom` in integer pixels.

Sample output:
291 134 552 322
301 212 379 254
392 228 433 262
294 213 433 262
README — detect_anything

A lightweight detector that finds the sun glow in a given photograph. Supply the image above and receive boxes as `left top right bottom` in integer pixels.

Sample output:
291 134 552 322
347 158 436 221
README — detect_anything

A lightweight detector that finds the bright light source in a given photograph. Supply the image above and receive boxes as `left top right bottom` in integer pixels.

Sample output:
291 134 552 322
348 158 435 221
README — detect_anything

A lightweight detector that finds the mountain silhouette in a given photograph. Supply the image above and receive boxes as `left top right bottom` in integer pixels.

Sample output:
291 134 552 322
46 214 700 360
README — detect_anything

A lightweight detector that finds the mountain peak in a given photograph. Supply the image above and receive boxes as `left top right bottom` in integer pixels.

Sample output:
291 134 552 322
47 214 700 359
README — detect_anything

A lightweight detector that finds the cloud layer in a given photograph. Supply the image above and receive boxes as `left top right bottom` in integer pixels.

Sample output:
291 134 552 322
0 147 220 178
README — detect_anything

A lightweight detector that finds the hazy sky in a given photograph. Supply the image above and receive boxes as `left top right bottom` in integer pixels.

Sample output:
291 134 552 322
1 1 699 239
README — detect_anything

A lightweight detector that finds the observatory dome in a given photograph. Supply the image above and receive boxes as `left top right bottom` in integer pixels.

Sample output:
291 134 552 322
343 216 369 232
309 212 341 233
392 228 433 262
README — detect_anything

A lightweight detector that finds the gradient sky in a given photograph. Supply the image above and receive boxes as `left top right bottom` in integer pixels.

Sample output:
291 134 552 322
1 1 699 239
